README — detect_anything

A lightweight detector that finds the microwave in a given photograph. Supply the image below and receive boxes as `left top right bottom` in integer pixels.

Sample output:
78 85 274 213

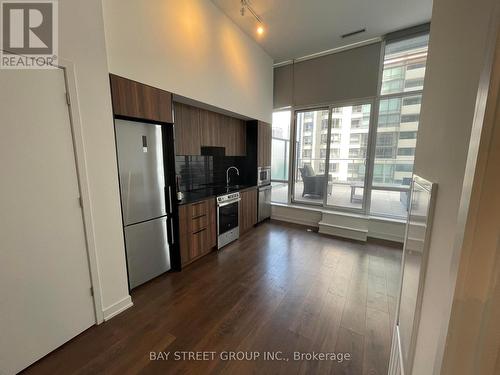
258 167 271 186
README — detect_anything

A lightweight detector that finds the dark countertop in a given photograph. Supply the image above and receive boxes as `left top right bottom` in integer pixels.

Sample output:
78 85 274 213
176 184 257 205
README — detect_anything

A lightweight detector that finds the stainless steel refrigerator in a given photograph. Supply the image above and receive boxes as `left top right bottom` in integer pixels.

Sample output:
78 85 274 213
114 119 172 289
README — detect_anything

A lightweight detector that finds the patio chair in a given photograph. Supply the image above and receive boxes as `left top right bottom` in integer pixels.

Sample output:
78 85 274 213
299 165 332 198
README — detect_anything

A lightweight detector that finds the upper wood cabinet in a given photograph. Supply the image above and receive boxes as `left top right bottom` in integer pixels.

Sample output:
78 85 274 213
257 121 272 167
174 102 201 155
174 102 247 156
109 74 173 123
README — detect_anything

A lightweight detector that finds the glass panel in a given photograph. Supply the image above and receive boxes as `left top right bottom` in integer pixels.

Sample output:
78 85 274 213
370 94 421 217
370 189 409 218
271 110 291 183
271 181 288 204
374 94 422 187
326 103 371 209
292 109 329 204
381 34 429 95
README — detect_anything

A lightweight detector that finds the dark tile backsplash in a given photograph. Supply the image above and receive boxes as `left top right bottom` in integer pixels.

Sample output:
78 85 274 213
175 152 251 192
175 155 214 191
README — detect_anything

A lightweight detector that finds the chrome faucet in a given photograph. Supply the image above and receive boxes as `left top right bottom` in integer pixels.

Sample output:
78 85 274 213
226 166 240 187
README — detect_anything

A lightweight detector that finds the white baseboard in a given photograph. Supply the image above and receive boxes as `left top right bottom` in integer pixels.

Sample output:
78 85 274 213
271 203 405 244
369 230 405 243
271 215 319 228
318 221 368 241
102 295 133 321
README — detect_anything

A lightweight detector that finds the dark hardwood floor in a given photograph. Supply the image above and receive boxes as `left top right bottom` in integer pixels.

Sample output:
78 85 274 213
23 220 402 375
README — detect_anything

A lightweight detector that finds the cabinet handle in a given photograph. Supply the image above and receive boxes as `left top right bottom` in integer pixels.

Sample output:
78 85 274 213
192 228 207 235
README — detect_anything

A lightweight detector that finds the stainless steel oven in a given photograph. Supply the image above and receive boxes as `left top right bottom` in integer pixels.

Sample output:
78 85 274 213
257 166 271 187
217 192 240 249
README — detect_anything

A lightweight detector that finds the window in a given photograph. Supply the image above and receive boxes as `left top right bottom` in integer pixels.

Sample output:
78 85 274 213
401 114 420 123
331 133 341 143
376 147 395 158
292 109 329 204
395 164 413 172
405 78 424 90
407 62 425 70
272 33 428 219
403 96 422 106
271 110 291 203
371 33 428 218
351 119 362 128
381 33 429 96
399 131 417 139
397 148 415 156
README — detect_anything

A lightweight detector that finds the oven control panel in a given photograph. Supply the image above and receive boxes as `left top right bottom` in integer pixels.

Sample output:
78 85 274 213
217 192 240 204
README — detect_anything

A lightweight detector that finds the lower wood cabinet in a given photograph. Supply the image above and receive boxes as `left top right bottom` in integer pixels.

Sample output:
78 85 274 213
239 188 258 234
179 198 217 266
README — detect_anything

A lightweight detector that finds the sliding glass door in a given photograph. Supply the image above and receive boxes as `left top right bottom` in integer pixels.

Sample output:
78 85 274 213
292 109 329 205
291 103 372 211
326 103 372 211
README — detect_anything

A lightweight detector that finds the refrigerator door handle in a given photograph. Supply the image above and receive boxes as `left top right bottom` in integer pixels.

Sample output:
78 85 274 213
168 186 173 214
170 217 175 245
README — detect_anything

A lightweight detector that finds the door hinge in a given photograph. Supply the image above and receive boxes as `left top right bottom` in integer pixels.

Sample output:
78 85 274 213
78 197 83 208
65 92 71 106
90 286 94 296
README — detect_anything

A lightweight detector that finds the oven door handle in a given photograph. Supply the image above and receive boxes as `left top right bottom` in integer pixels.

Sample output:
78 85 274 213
218 198 241 207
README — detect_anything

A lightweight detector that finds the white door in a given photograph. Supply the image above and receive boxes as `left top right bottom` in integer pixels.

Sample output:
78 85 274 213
0 69 95 374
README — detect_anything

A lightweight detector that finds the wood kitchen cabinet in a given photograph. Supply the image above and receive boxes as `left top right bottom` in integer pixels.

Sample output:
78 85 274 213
257 121 272 167
239 188 258 234
178 198 217 266
174 102 201 155
109 74 173 123
174 102 247 156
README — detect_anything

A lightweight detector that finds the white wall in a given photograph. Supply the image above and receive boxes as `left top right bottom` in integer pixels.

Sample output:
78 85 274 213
101 0 273 123
410 0 497 372
59 0 131 319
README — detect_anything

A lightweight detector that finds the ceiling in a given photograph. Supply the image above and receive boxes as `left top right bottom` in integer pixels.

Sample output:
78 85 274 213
211 0 433 63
